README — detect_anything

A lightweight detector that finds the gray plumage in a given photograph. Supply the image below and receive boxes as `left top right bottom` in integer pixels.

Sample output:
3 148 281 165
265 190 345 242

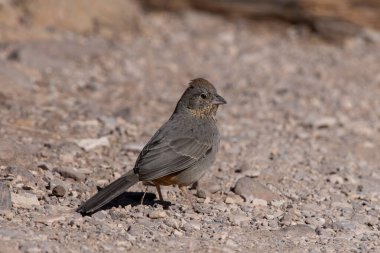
77 78 226 214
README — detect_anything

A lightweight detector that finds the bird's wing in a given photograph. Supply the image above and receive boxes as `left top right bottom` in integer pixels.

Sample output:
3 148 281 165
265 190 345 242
134 126 213 181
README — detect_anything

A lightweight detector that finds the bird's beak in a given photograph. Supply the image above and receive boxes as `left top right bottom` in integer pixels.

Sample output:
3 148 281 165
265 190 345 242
212 94 227 105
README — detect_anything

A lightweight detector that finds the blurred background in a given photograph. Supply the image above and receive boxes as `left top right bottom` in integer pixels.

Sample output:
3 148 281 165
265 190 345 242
1 0 380 252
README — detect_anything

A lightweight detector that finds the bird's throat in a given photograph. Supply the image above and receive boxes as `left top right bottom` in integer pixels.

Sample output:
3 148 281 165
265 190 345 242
188 105 218 119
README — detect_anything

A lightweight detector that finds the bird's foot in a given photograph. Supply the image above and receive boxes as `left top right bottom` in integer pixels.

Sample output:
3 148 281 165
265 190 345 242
154 200 172 209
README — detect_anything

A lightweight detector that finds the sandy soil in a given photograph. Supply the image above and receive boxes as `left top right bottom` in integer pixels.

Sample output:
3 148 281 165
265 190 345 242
0 6 380 253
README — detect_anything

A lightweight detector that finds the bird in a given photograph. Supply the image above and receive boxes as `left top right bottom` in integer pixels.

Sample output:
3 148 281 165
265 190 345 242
77 78 227 214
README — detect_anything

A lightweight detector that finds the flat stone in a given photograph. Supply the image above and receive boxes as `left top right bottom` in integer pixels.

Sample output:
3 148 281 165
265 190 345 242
282 224 315 237
148 210 166 219
268 219 279 229
328 174 344 184
333 220 357 231
229 214 251 226
11 192 40 209
173 230 183 237
225 196 235 204
251 198 268 207
54 167 85 181
93 210 108 220
305 217 326 228
75 136 110 151
182 221 201 231
314 117 338 128
33 215 66 225
164 218 179 229
225 239 238 248
233 177 281 202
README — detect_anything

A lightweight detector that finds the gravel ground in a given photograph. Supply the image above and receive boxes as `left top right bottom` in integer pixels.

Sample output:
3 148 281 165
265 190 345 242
0 8 380 253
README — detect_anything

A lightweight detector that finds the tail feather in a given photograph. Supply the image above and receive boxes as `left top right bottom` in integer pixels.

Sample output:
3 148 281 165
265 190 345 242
77 170 139 214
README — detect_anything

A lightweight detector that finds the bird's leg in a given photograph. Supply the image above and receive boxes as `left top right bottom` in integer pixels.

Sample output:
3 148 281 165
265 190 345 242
140 186 148 205
155 185 164 202
155 185 171 208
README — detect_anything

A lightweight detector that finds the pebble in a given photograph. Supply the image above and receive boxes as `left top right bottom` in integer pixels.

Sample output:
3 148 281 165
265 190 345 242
173 230 183 237
224 196 235 204
164 218 179 229
205 183 221 194
251 198 268 207
182 221 201 231
203 197 211 204
328 175 344 184
148 210 166 219
280 213 295 226
229 214 250 226
243 169 261 178
11 192 40 209
225 239 238 248
268 219 279 229
93 210 108 220
54 167 85 181
37 163 50 171
333 220 357 231
33 215 66 225
282 224 315 237
196 188 207 199
75 136 110 151
52 185 66 197
314 117 337 129
305 217 326 228
270 199 286 207
233 177 281 202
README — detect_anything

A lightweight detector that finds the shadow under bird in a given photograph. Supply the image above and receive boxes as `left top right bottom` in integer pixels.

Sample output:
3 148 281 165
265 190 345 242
77 78 227 214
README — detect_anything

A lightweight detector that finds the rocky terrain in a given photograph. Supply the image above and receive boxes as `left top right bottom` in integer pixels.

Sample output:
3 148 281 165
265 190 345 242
0 2 380 253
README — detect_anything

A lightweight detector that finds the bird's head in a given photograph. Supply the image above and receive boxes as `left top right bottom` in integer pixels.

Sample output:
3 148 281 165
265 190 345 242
175 78 227 118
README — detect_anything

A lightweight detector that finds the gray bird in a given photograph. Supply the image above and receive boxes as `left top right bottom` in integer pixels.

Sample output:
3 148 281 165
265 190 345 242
77 78 226 214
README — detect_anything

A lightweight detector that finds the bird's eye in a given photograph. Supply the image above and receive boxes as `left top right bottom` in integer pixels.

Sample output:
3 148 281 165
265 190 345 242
200 93 207 99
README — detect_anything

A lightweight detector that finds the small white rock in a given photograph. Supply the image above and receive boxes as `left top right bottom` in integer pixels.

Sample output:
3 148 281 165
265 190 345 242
11 192 40 209
314 117 337 128
183 221 201 231
165 218 179 229
34 215 66 225
328 175 344 184
251 198 268 207
148 210 167 219
173 230 183 237
204 197 211 204
270 199 286 207
75 136 110 151
225 239 238 248
225 196 235 204
229 214 250 226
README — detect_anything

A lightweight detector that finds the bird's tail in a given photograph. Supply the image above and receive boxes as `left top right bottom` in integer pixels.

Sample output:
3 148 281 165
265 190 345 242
77 169 139 214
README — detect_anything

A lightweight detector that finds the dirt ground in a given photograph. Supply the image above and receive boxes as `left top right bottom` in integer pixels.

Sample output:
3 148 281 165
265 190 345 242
0 4 380 253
